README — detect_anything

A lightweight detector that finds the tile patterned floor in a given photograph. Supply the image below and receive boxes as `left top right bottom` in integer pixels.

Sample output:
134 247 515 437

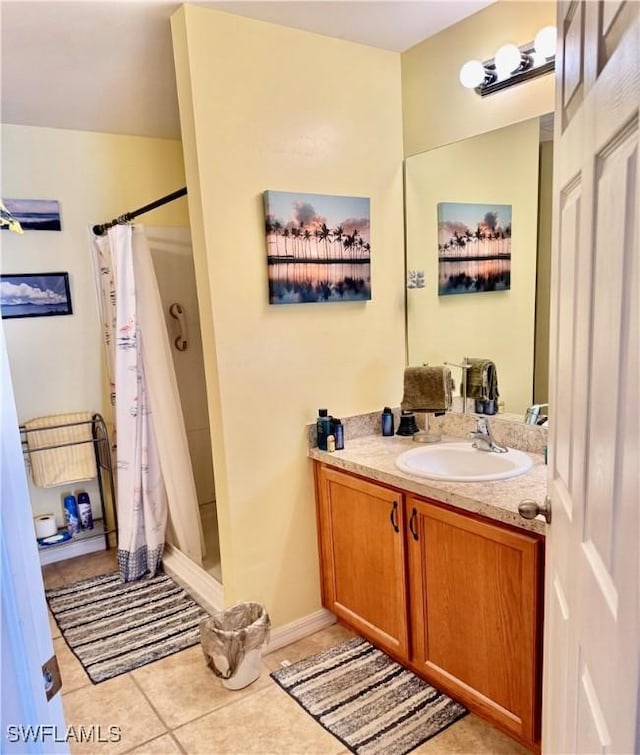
43 550 529 755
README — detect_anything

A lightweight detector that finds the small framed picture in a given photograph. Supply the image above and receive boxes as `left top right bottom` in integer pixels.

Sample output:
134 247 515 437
1 198 62 231
0 272 73 319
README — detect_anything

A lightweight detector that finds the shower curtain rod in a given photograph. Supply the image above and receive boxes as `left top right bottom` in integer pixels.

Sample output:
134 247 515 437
92 187 188 236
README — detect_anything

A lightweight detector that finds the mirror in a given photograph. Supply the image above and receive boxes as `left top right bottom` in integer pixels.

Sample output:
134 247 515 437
405 115 553 419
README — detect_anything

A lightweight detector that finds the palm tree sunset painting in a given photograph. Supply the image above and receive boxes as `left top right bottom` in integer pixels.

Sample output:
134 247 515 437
264 190 371 304
437 202 512 296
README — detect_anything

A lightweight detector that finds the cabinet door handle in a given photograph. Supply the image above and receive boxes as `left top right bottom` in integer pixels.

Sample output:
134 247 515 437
389 501 399 533
409 507 419 541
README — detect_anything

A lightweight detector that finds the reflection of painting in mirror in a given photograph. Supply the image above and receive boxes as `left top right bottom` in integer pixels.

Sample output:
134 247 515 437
437 202 511 296
263 190 371 305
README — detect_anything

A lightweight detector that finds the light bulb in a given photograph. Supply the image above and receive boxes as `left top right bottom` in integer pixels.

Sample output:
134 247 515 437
494 43 522 77
534 25 557 59
531 51 545 68
459 60 486 89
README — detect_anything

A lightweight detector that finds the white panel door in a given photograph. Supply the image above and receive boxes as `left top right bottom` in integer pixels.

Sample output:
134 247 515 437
1 327 69 753
543 2 639 753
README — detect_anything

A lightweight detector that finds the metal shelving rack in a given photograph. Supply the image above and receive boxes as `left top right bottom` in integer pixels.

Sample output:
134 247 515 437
20 413 117 555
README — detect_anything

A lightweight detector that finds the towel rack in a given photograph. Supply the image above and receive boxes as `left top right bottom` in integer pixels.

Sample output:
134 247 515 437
20 413 117 556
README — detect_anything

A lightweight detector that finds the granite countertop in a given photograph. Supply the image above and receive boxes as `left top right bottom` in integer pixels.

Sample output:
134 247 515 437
309 433 548 535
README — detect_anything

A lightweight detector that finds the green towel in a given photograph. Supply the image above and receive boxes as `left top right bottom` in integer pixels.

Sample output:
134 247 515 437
401 366 454 413
464 359 499 401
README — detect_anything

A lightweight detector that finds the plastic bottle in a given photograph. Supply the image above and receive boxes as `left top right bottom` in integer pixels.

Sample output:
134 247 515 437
381 407 394 436
63 494 80 535
316 409 331 451
332 418 344 450
327 434 336 453
77 491 94 530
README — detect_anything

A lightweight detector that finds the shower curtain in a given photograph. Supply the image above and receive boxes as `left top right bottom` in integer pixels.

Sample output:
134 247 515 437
91 224 203 581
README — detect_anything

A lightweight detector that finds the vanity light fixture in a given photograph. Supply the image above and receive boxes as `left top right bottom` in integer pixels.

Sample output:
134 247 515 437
459 25 557 97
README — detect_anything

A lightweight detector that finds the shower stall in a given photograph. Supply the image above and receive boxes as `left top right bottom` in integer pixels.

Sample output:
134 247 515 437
145 226 221 583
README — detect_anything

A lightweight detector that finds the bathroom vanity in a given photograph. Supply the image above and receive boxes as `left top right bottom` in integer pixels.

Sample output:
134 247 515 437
310 425 547 752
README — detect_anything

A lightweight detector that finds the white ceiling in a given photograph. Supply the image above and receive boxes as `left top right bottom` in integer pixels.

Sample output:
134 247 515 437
0 0 494 139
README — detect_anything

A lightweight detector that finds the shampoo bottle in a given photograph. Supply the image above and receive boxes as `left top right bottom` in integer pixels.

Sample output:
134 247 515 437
316 409 331 451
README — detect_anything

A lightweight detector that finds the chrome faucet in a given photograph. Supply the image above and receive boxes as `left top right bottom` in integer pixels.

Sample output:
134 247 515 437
469 417 508 453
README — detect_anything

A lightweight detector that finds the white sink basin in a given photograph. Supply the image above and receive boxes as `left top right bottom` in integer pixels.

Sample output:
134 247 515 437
395 442 533 482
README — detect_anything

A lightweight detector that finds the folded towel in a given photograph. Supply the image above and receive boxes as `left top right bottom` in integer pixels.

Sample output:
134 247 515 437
24 412 97 488
401 366 454 413
464 359 499 401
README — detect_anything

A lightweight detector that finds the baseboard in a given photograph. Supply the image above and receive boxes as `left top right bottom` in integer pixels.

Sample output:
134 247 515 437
264 608 337 654
162 542 224 614
162 544 336 654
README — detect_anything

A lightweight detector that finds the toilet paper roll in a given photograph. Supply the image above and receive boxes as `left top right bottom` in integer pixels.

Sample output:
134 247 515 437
34 514 58 540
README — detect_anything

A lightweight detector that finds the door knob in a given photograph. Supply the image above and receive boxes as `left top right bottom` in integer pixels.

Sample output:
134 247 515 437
519 497 551 524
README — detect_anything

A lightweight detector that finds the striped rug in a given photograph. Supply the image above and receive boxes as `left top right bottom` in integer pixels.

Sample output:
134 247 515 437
270 636 467 755
46 571 207 683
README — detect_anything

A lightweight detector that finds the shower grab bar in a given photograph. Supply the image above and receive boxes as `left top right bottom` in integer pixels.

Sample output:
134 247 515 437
169 303 189 352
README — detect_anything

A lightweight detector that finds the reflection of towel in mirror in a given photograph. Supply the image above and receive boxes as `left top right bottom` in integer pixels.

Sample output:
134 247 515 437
401 366 454 413
464 359 499 401
25 412 97 488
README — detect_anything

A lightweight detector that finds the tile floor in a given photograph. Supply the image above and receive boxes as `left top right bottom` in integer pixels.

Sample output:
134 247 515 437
43 550 529 755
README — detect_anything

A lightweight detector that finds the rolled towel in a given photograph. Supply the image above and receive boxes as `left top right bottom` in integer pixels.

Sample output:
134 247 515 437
464 359 499 401
24 412 97 488
401 366 454 413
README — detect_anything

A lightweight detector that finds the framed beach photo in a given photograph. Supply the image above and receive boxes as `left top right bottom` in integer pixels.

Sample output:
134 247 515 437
1 272 73 319
263 190 371 304
437 202 512 296
1 198 62 231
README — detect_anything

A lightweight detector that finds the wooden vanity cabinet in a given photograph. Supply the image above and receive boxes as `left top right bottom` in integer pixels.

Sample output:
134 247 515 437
406 494 544 747
314 464 409 659
314 463 544 751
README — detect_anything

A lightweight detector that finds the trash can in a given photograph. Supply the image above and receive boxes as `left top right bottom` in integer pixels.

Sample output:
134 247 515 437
199 601 270 690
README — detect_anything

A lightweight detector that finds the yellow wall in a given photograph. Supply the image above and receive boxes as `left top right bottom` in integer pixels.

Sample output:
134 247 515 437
405 118 541 414
402 0 556 156
1 124 188 521
171 6 406 627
